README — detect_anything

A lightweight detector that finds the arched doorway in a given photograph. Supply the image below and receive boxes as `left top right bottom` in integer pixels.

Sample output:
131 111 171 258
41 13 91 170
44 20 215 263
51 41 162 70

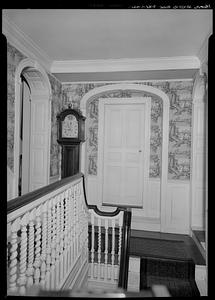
14 59 51 196
80 83 170 232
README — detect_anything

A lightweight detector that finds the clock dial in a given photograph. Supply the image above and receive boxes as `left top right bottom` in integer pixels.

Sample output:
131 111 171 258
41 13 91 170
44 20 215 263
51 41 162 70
62 115 78 138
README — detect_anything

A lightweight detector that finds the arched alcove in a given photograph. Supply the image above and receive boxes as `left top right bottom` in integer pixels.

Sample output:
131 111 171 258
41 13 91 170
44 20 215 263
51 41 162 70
13 58 52 197
80 83 170 230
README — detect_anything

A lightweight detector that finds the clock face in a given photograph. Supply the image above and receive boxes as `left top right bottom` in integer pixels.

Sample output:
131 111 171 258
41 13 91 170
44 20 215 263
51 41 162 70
62 114 78 138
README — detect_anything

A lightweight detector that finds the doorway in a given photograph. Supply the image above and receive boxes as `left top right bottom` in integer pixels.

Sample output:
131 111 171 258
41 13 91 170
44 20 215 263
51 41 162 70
13 59 52 198
97 97 151 208
18 74 31 195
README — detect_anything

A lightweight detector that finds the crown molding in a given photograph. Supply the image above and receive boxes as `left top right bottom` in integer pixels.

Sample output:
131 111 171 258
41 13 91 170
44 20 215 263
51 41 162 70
197 29 212 70
51 56 200 74
2 11 202 75
2 13 52 72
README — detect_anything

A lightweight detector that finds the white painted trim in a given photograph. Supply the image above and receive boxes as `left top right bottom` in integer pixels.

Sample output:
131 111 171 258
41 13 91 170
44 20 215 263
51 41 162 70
192 71 206 103
191 226 205 231
97 97 151 208
7 166 15 201
131 216 161 232
80 83 169 116
195 265 207 296
62 78 193 85
190 71 206 230
80 83 169 232
2 13 52 72
51 56 200 73
14 58 52 197
197 29 212 69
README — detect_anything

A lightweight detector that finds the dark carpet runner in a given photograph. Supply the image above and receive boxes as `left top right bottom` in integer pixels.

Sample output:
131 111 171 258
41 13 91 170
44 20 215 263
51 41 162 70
130 237 200 297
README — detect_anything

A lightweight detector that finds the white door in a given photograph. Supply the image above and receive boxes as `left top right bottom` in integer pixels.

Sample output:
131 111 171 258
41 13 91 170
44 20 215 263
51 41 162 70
98 98 151 207
21 80 31 194
29 94 50 191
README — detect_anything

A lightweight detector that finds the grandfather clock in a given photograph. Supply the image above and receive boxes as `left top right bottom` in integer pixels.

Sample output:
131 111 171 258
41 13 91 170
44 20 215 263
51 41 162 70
57 107 86 178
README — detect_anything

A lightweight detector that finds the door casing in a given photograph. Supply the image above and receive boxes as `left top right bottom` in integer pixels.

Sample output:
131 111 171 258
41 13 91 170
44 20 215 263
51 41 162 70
97 97 151 208
13 58 51 198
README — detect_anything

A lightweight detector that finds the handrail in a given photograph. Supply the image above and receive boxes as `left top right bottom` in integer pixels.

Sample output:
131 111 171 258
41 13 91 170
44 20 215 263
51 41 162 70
7 173 83 214
7 172 132 293
118 208 132 290
7 173 89 294
82 174 128 216
82 175 132 290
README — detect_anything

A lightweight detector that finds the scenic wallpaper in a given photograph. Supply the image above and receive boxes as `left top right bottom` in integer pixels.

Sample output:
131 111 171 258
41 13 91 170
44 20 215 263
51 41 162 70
62 81 193 180
7 42 193 180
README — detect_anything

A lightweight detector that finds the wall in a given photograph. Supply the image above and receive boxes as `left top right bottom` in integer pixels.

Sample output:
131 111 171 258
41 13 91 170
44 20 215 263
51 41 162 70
62 80 193 180
7 42 63 179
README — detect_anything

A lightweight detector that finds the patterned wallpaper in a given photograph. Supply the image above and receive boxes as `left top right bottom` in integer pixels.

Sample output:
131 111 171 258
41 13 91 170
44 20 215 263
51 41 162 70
7 42 63 177
6 41 193 180
48 74 63 177
62 81 193 180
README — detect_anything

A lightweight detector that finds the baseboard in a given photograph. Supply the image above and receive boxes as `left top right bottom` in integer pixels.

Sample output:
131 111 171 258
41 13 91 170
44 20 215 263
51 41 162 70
195 265 207 296
131 216 161 232
191 226 205 231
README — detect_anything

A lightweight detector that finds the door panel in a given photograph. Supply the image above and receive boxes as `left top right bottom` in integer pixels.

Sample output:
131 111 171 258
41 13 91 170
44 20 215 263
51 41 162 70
102 103 145 207
29 96 49 191
21 81 31 194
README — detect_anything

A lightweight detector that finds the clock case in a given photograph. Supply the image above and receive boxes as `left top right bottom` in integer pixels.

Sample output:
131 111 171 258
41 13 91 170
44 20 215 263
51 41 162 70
57 108 86 178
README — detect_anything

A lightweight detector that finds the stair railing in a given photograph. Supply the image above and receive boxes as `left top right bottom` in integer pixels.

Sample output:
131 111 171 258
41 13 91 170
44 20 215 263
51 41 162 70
7 173 89 295
7 173 132 296
82 177 132 291
118 207 132 289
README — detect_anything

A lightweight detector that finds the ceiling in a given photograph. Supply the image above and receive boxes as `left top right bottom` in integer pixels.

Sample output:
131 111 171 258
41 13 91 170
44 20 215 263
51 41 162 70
3 9 213 82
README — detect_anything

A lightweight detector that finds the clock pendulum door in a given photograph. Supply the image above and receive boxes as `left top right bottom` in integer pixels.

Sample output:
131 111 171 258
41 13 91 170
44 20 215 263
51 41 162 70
61 143 80 178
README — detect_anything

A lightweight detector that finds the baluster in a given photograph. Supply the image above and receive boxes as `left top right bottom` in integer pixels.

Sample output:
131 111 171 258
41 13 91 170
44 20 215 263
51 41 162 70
8 218 20 293
73 187 77 260
40 202 48 289
85 210 89 261
97 217 101 279
45 199 52 290
104 218 109 280
33 205 42 285
116 215 123 280
64 189 69 276
26 209 35 287
77 191 81 257
82 208 88 268
70 188 74 267
67 188 72 271
118 216 123 265
55 195 60 288
111 219 116 281
75 186 79 259
50 197 57 289
90 213 95 279
81 206 86 263
77 184 81 255
59 193 64 283
17 213 29 294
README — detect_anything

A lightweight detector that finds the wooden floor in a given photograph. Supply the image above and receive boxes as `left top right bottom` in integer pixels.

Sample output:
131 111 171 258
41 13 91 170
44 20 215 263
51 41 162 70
130 230 206 265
